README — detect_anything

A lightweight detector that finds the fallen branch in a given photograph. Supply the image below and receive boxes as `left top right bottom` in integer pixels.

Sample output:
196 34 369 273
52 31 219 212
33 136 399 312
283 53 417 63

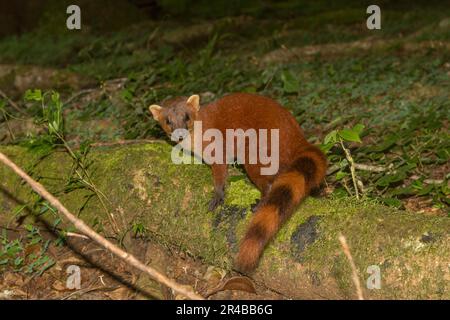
0 151 204 300
353 163 386 173
338 234 364 300
327 163 389 176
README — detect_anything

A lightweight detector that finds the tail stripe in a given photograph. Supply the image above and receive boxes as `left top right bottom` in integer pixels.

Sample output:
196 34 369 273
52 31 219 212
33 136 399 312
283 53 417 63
236 145 327 272
292 157 317 183
265 185 293 220
244 223 269 246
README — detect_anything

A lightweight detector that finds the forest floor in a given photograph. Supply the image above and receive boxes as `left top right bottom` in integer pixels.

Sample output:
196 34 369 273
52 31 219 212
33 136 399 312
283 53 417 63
0 1 449 299
1 218 281 299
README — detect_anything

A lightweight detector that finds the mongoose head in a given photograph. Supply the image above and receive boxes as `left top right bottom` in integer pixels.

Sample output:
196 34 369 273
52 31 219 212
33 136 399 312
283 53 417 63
149 94 200 142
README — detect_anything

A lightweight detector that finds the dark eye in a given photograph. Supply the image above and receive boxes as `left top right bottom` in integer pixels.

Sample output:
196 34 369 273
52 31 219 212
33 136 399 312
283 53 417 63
184 114 190 122
166 119 171 126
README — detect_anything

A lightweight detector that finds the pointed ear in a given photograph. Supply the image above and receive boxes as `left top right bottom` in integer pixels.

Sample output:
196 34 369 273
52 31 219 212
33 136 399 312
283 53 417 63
149 104 163 121
186 94 200 112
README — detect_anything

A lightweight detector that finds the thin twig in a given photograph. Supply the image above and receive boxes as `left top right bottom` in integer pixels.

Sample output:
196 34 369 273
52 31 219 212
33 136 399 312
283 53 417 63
57 132 121 234
89 139 157 148
1 111 15 140
326 164 340 176
66 232 90 240
353 163 386 173
328 163 388 176
1 225 89 240
61 285 120 300
64 88 96 106
0 89 27 115
340 139 360 199
0 151 204 300
338 234 364 300
343 178 356 197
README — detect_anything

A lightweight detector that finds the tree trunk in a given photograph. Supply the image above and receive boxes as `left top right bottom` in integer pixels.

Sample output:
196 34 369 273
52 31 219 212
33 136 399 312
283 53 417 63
0 142 448 299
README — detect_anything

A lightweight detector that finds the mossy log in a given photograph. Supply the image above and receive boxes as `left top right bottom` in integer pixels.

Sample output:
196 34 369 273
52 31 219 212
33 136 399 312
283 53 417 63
0 142 448 299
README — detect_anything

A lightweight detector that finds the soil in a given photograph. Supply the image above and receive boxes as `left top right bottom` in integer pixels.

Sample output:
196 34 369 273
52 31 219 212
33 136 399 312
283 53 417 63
0 220 283 300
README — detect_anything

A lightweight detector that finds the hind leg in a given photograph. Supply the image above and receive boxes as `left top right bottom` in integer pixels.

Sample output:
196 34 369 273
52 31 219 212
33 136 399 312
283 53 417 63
251 183 272 213
244 164 272 192
244 164 273 212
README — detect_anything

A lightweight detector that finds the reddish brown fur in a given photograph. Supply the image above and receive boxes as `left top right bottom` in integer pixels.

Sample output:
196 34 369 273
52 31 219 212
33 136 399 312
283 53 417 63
150 93 328 272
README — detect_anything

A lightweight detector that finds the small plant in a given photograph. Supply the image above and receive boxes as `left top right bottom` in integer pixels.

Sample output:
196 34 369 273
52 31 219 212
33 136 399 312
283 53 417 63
0 225 55 276
322 124 365 198
321 120 449 213
23 89 122 234
25 89 63 137
131 222 147 238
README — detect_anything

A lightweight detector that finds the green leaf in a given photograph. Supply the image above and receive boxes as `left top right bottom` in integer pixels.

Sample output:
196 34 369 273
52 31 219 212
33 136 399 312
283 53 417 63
376 172 407 187
121 89 133 102
417 184 434 196
335 171 348 181
352 123 365 135
51 91 60 104
441 184 449 195
382 197 402 208
319 143 334 153
338 128 361 143
14 256 23 267
324 130 337 145
365 135 397 153
389 186 415 196
281 70 300 94
24 89 42 102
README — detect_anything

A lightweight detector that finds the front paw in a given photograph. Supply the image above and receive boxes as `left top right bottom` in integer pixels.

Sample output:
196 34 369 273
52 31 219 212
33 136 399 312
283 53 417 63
208 193 224 211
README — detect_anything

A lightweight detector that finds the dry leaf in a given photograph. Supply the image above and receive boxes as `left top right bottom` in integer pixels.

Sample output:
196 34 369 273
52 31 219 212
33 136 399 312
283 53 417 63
104 287 130 300
3 272 24 286
206 276 256 297
52 280 69 291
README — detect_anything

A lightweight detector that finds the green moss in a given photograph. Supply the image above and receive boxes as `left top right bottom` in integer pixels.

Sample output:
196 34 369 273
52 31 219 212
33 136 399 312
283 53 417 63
225 179 261 208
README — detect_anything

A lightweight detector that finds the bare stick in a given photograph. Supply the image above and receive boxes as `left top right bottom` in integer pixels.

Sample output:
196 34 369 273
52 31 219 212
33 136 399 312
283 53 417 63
338 234 364 300
66 232 90 240
353 163 386 172
0 151 204 300
328 163 387 176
